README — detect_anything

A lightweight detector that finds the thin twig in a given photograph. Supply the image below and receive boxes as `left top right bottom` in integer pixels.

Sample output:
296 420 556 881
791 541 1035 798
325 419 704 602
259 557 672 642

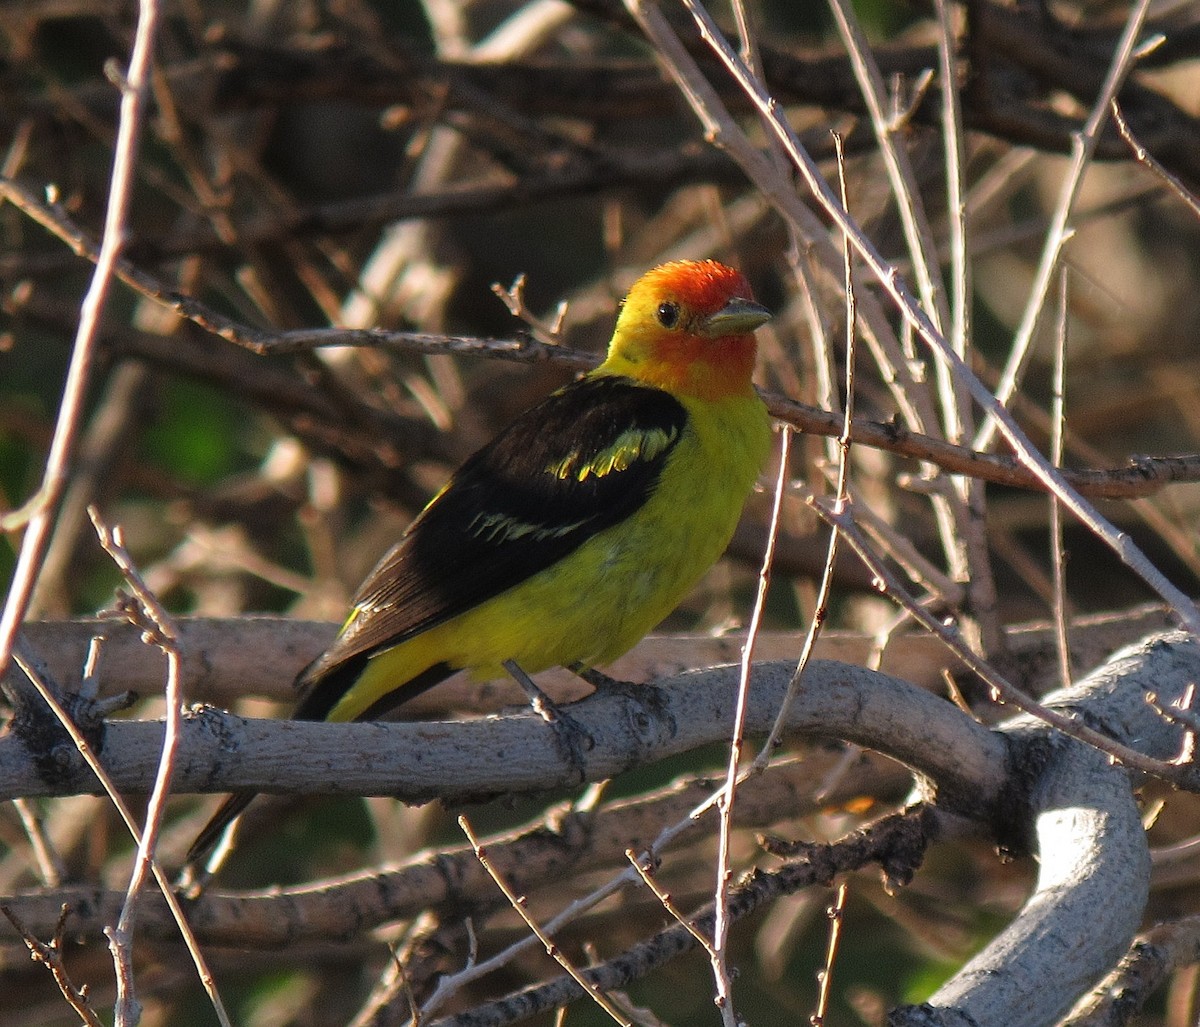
1050 272 1075 687
0 0 162 706
1 172 1196 501
626 850 714 954
2 904 104 1027
459 815 632 1027
935 0 972 406
848 487 962 604
10 643 231 1027
1111 98 1200 220
88 508 185 1025
825 0 949 334
711 424 790 1024
10 797 66 887
812 501 1200 789
934 0 1002 656
656 0 1200 635
974 0 1155 451
755 133 858 767
812 882 849 1027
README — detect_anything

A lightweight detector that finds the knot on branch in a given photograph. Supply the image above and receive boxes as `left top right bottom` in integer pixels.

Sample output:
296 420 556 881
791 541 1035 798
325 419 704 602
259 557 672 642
760 804 936 891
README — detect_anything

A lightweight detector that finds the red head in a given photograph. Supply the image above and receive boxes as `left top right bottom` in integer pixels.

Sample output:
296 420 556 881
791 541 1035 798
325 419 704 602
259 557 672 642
599 260 771 401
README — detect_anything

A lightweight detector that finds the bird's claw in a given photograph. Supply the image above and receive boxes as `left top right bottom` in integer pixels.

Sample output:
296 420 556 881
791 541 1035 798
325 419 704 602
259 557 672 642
504 659 593 783
544 704 594 784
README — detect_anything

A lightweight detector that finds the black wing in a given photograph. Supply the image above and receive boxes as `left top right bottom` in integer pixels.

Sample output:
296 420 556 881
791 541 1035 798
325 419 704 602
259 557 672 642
299 375 688 686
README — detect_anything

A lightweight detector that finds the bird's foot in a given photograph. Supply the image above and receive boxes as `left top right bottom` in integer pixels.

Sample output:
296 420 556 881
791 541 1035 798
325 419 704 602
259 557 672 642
503 660 593 782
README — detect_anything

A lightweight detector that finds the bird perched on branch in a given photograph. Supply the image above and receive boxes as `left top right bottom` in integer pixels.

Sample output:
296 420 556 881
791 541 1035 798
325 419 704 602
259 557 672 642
187 259 773 867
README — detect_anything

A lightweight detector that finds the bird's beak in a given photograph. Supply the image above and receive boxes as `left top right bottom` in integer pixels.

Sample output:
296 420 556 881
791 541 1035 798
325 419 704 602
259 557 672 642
698 297 772 337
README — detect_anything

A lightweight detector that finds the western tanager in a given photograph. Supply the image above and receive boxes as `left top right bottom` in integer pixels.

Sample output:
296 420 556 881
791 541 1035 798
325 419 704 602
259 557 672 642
187 259 773 864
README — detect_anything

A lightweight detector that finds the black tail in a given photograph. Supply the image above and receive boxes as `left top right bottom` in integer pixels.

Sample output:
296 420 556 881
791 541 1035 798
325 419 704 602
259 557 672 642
185 790 255 866
290 657 456 722
183 659 457 870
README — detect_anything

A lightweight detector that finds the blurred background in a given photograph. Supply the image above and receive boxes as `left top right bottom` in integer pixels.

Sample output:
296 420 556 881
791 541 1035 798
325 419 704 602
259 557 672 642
3 1 1200 1024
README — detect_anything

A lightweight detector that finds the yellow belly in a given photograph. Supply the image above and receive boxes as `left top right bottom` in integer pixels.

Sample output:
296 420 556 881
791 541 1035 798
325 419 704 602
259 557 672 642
327 392 771 721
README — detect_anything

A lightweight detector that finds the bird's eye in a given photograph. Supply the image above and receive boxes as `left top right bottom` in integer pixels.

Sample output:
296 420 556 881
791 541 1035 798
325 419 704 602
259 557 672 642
656 302 680 329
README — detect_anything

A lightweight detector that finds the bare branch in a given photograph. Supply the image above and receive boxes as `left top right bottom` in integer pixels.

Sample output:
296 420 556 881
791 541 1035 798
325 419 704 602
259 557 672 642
0 657 1007 808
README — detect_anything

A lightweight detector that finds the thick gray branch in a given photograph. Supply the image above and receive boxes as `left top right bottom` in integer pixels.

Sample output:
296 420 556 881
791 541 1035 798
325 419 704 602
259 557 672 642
892 632 1199 1027
6 625 1197 1027
0 659 1005 811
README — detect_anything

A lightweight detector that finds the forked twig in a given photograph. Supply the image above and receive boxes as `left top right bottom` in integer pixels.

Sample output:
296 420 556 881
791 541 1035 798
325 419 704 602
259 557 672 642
2 904 104 1027
492 272 569 343
88 508 185 1023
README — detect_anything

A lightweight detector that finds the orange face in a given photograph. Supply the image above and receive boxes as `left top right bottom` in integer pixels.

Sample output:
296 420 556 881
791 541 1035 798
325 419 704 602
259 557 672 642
604 260 770 402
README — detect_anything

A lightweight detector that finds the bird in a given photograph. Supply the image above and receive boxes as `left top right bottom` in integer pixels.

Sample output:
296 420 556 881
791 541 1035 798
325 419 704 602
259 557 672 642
186 259 774 867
